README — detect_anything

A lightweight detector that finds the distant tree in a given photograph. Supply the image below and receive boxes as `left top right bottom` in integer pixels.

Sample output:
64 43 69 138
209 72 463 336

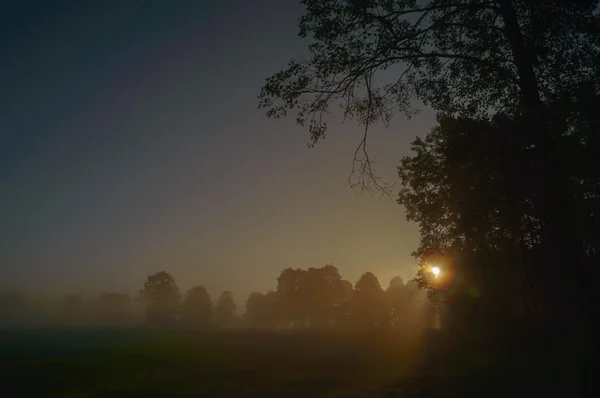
264 291 281 327
245 291 278 328
181 285 213 329
139 271 181 326
352 272 390 329
276 268 308 328
386 277 407 328
97 293 132 325
215 291 238 328
245 292 265 328
339 280 354 301
404 280 421 297
301 264 346 328
333 279 355 328
388 277 405 290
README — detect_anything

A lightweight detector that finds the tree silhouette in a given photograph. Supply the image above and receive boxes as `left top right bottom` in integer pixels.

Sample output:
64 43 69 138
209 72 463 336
181 285 213 329
139 271 181 326
333 279 355 327
259 0 599 193
399 108 600 325
388 277 405 290
258 0 600 332
276 268 308 328
352 272 390 329
215 291 238 328
245 291 278 328
302 264 346 328
386 277 407 328
397 117 534 313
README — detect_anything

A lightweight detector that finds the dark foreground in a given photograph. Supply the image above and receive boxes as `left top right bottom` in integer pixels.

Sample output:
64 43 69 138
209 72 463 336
0 328 589 397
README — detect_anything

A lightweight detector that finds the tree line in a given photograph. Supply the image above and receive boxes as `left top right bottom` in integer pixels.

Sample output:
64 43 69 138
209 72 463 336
139 265 433 329
0 265 435 330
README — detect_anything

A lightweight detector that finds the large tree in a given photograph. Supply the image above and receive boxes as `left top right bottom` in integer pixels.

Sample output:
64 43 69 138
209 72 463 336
259 0 599 191
259 0 600 328
400 110 600 323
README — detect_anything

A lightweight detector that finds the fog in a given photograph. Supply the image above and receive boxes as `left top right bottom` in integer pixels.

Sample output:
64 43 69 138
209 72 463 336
0 265 434 331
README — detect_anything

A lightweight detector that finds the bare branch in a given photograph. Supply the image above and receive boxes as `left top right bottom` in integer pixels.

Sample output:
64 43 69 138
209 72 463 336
349 73 395 197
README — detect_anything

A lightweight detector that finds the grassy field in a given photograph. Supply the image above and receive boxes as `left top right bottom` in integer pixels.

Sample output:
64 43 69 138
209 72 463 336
0 328 587 397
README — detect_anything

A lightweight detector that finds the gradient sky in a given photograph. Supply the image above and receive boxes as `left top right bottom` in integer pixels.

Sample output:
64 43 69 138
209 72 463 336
1 0 436 303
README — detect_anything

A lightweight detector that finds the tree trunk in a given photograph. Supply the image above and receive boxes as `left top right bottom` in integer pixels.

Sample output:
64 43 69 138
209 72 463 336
497 0 597 336
497 0 541 112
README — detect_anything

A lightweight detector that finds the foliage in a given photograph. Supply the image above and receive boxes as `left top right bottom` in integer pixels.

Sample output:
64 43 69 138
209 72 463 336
181 285 213 328
0 266 434 330
245 291 279 328
352 272 390 328
139 271 181 326
215 291 238 327
259 0 600 191
398 99 600 320
302 264 347 327
243 266 432 330
275 264 372 328
258 0 600 329
386 277 407 327
398 115 538 260
276 268 308 327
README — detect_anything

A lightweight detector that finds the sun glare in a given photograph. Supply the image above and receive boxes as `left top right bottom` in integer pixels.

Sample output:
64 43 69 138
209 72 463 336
432 267 440 276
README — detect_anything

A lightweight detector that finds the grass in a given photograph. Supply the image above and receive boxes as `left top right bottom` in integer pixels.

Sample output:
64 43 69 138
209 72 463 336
0 327 587 397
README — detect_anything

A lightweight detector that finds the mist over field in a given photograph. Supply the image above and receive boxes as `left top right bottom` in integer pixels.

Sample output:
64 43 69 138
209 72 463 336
2 0 600 396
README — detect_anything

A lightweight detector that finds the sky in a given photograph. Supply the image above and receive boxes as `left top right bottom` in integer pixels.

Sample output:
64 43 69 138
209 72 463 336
1 0 436 303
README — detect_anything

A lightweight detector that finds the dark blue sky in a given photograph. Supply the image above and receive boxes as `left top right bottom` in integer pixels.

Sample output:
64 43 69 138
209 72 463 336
1 0 434 301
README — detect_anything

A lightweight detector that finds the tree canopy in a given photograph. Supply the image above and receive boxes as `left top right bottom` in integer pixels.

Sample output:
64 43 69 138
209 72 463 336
259 0 600 329
215 291 238 327
181 285 213 328
352 272 390 328
259 0 599 191
139 271 181 325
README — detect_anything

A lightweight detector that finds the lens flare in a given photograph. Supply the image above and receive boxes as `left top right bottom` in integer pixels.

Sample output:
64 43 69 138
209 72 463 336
420 253 461 300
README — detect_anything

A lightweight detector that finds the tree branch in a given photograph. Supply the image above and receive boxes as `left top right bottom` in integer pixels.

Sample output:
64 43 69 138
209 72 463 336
349 73 394 196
